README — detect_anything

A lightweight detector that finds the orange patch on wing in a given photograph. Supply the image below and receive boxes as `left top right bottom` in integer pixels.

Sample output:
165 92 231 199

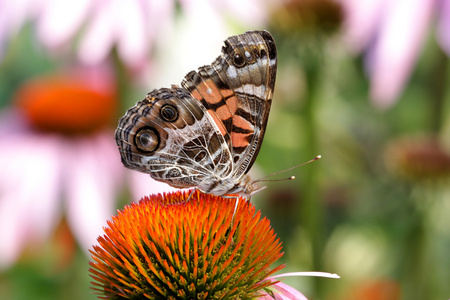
232 114 254 132
197 79 223 104
215 105 233 121
207 109 227 136
191 89 203 101
226 96 238 115
221 89 234 98
231 132 252 148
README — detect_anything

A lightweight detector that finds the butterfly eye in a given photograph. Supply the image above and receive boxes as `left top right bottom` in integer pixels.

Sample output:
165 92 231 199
233 53 245 67
160 104 178 122
135 128 159 152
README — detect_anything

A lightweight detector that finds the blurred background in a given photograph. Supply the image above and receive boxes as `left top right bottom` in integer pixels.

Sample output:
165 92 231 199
1 0 450 299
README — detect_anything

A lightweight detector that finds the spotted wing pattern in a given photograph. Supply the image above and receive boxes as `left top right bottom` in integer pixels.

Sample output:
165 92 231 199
115 30 277 197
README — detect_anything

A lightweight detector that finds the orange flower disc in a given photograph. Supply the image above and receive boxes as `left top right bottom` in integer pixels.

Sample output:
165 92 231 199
15 72 117 135
89 190 284 300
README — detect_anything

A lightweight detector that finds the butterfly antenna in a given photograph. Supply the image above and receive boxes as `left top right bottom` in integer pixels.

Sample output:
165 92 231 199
254 155 321 183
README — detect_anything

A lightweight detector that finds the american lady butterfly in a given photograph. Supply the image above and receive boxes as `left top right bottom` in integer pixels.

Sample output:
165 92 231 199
115 30 277 198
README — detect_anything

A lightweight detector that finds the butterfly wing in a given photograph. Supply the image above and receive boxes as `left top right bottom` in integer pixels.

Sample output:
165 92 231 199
115 31 277 194
181 30 277 179
115 87 233 189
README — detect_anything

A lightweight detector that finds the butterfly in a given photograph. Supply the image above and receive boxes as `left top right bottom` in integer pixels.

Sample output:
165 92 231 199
115 30 277 198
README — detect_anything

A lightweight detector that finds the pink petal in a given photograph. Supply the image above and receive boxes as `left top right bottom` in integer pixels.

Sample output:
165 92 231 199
259 281 308 300
0 132 62 268
0 0 39 37
339 0 387 52
437 0 450 55
114 0 150 68
63 133 119 252
143 0 174 43
271 281 308 300
77 1 116 65
127 171 181 201
367 0 436 108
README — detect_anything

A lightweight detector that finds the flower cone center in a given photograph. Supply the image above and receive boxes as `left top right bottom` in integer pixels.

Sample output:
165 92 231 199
89 190 284 299
15 73 117 135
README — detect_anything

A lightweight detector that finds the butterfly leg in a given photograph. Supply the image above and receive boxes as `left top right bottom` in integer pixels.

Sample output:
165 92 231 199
187 188 197 201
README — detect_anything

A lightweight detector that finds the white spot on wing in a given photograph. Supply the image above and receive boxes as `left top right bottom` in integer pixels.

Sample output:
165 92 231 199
227 65 238 79
235 84 266 99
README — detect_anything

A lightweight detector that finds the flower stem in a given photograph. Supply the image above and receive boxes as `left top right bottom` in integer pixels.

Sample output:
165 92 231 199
428 46 448 133
298 35 326 298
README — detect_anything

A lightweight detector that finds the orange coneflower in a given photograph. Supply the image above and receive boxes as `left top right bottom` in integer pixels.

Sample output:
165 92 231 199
89 190 310 299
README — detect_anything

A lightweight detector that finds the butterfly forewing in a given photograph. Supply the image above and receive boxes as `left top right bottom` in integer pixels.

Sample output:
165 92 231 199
182 30 277 178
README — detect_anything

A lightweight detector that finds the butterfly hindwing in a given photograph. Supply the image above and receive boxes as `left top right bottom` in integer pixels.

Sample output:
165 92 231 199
115 87 233 188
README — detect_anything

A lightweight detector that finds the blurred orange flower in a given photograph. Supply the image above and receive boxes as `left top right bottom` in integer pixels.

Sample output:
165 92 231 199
15 72 117 134
0 67 174 269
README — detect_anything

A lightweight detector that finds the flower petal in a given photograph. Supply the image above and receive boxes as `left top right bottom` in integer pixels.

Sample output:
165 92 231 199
0 130 62 268
77 1 116 65
339 0 387 52
127 170 181 201
366 0 435 107
437 0 450 55
260 280 308 300
114 0 149 68
211 0 268 27
0 0 39 57
64 133 119 252
36 0 92 48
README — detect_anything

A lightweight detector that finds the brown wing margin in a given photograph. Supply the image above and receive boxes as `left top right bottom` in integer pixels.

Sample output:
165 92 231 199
236 30 277 176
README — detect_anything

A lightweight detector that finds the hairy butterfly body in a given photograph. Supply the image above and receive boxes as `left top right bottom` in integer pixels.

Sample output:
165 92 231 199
115 30 277 197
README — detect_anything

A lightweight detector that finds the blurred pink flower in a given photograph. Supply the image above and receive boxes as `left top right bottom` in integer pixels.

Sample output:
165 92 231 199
340 0 450 108
0 0 173 71
0 0 270 74
0 68 175 269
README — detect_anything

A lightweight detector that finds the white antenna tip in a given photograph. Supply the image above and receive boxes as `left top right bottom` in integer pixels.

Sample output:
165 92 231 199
316 155 322 159
290 176 295 180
